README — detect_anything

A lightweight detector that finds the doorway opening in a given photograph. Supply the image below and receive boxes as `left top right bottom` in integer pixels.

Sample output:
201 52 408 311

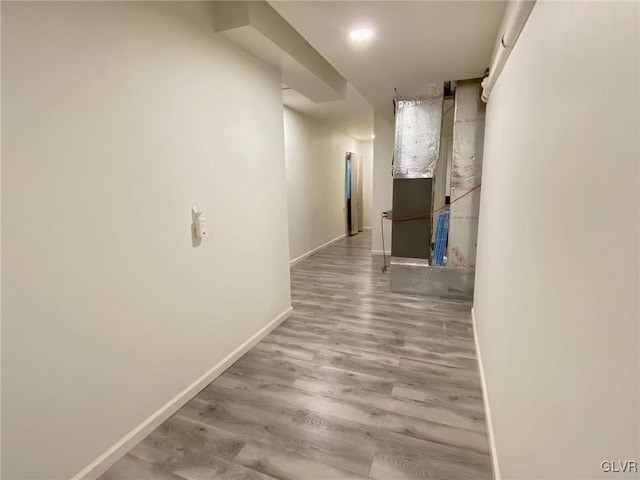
346 152 363 235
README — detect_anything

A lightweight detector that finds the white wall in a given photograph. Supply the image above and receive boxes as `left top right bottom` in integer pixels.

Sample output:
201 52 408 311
371 114 394 254
0 1 3 474
283 107 359 262
474 2 639 479
1 2 291 478
360 140 374 229
0 3 3 475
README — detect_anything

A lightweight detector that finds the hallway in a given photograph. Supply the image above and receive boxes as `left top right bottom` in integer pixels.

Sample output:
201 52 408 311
101 231 491 480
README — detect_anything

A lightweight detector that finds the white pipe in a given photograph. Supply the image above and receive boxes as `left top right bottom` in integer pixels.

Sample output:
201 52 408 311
481 0 537 102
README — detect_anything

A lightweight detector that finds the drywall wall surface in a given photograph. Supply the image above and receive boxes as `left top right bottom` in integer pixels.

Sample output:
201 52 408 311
283 107 359 261
0 4 3 476
371 114 394 254
360 140 374 229
474 2 639 478
1 2 291 478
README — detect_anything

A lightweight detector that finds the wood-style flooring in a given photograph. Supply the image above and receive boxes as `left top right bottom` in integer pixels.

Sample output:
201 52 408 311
100 232 492 480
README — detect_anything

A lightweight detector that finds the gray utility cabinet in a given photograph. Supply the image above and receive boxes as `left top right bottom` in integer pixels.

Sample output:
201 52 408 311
391 178 433 259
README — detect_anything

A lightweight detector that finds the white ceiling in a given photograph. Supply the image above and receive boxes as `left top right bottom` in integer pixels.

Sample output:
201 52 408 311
272 1 506 135
283 84 373 141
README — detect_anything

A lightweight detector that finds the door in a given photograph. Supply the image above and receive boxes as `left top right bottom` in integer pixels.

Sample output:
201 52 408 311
346 152 363 235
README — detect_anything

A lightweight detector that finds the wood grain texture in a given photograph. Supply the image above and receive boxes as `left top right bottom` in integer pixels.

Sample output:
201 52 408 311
100 232 491 479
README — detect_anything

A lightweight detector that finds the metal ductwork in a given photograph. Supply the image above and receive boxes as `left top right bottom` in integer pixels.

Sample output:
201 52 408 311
390 83 443 260
448 80 485 268
393 83 444 179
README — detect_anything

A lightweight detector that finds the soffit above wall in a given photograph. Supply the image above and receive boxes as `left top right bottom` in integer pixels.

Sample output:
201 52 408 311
213 1 347 103
283 84 373 141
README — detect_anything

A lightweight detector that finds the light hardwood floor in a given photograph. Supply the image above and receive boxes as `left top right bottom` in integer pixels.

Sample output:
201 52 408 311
100 232 492 480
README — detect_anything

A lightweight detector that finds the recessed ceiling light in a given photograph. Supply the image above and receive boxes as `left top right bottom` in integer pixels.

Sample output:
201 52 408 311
371 134 376 139
350 28 374 41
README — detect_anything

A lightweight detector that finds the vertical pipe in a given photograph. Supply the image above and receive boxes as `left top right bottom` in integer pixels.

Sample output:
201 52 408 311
481 0 537 102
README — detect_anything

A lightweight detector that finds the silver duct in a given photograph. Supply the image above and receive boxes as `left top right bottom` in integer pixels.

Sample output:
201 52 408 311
393 83 444 178
449 80 485 268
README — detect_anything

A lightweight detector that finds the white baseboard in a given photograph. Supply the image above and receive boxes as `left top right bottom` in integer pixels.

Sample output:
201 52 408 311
72 306 293 480
471 307 500 480
362 226 372 231
371 249 391 256
290 234 346 266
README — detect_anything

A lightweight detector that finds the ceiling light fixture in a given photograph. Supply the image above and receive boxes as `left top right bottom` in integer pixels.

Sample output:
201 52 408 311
349 28 374 41
371 134 376 139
